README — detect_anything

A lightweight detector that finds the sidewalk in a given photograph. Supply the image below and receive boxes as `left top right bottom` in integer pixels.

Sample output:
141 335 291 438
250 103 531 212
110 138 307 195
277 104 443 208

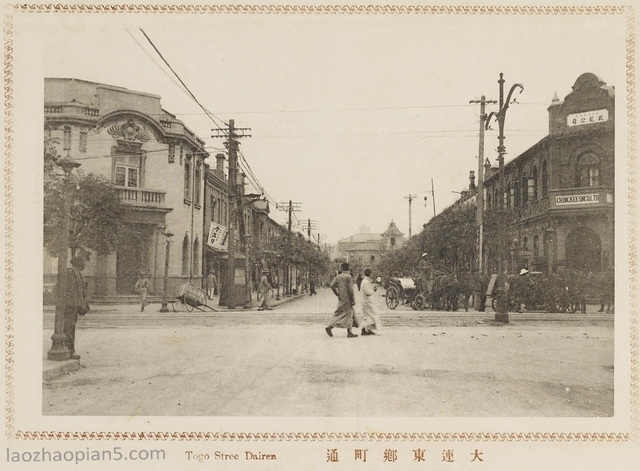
43 290 310 314
42 290 311 381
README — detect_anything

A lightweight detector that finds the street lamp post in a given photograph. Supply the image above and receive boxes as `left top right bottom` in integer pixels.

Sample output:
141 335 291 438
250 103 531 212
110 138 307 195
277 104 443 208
485 73 524 323
159 230 174 312
47 154 81 361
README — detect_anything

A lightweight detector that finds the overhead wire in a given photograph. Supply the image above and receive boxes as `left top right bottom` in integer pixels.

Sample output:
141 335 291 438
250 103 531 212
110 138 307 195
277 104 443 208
138 28 228 133
137 28 279 203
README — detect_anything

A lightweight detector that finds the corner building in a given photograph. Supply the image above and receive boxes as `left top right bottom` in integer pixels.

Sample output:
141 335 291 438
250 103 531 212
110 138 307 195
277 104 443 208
482 72 614 274
44 78 209 299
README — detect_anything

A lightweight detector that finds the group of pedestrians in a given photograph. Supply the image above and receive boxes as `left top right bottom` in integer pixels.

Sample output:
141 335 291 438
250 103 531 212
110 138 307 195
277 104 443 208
325 262 381 338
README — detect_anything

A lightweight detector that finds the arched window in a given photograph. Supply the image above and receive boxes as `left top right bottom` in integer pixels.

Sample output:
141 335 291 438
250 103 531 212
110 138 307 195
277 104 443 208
194 163 202 206
193 237 200 277
531 166 538 201
541 160 548 196
566 227 602 271
576 152 601 187
506 180 512 208
486 190 492 209
184 155 192 201
182 235 189 276
521 174 528 206
514 179 520 208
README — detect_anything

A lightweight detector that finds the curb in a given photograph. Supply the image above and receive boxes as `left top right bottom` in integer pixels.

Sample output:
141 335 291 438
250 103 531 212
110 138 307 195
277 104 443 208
43 359 81 382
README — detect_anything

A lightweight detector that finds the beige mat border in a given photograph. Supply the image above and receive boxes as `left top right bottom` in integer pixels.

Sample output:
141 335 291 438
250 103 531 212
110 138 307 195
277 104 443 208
3 3 637 442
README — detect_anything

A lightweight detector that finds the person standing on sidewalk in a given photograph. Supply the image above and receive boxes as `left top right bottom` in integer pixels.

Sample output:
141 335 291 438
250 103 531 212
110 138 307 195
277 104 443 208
359 269 381 335
325 262 358 338
134 272 151 312
206 270 217 300
63 255 89 360
257 269 273 311
309 273 317 295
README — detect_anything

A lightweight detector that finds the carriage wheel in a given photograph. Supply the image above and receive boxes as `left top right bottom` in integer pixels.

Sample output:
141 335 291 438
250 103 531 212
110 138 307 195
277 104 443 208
491 296 517 312
385 286 399 310
412 294 426 311
554 300 569 313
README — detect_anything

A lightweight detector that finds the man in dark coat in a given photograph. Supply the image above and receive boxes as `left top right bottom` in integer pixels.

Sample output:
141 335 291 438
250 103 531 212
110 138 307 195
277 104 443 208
63 256 89 360
326 263 358 338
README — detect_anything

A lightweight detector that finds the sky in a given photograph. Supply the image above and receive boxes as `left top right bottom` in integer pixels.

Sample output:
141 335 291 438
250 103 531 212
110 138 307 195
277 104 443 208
40 11 626 244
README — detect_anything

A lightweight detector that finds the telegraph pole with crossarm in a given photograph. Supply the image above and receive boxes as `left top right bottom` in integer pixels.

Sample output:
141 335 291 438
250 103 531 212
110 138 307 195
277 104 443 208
278 200 301 295
212 119 251 309
469 95 497 274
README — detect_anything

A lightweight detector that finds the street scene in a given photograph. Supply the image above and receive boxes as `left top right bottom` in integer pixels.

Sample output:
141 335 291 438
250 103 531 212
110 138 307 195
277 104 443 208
36 15 620 424
43 287 613 417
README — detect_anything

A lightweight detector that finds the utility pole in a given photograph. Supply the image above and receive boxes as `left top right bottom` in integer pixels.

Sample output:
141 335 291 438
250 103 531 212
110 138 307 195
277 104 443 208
485 73 524 323
303 218 317 241
404 194 417 238
212 119 251 309
470 95 497 274
278 200 301 296
430 178 436 218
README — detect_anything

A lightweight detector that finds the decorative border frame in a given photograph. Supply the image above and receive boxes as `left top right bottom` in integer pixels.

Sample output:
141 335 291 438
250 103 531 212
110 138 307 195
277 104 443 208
3 4 637 442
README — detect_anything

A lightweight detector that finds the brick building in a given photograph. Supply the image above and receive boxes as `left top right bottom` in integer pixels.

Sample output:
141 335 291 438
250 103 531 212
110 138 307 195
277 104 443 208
482 72 614 274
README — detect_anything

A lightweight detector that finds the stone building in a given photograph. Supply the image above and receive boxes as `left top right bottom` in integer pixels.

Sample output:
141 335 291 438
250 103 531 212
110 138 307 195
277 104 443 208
338 222 405 268
44 78 209 300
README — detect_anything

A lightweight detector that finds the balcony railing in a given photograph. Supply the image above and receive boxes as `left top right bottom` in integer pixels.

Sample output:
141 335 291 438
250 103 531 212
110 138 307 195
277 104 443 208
116 187 166 206
44 103 99 117
515 197 550 220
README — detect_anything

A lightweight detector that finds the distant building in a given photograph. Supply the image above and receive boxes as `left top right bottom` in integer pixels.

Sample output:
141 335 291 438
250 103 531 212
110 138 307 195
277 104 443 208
381 220 405 250
338 221 405 267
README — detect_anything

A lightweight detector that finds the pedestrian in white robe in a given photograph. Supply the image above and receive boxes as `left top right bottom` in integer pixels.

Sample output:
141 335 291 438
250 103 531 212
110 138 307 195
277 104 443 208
360 269 382 335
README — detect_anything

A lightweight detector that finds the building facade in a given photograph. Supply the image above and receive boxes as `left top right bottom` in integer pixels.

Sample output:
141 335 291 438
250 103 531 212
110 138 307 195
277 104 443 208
338 222 405 268
482 72 614 275
44 78 209 299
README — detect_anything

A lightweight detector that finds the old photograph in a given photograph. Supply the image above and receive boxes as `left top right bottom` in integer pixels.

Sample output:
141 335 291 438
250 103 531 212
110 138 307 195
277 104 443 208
2 2 638 470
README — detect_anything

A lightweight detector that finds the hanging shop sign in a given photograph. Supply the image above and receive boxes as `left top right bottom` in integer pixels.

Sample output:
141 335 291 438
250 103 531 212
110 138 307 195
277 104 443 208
206 221 228 250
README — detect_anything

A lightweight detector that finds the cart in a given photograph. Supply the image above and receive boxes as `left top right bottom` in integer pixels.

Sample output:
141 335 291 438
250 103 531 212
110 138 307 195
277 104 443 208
489 272 570 313
175 283 218 312
385 277 417 310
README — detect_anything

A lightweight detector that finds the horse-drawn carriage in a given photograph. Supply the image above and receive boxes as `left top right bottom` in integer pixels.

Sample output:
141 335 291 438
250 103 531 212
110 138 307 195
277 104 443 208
384 270 473 311
491 271 573 313
385 277 420 310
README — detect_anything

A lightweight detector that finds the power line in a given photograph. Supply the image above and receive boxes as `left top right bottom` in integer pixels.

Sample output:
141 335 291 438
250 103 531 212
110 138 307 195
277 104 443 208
142 102 551 116
138 28 228 132
137 29 276 211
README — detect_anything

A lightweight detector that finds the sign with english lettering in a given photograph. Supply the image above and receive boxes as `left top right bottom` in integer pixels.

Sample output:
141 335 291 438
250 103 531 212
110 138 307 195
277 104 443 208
555 194 600 205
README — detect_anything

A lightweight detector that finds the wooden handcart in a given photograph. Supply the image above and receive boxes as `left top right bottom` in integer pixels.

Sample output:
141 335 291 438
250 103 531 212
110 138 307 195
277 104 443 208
175 283 218 312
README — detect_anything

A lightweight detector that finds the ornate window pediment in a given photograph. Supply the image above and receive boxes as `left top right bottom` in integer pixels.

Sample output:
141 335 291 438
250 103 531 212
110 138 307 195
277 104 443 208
108 119 151 143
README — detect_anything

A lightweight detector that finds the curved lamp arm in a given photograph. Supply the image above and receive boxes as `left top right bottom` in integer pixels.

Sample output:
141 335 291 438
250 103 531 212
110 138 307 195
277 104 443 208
503 83 524 112
485 111 499 130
